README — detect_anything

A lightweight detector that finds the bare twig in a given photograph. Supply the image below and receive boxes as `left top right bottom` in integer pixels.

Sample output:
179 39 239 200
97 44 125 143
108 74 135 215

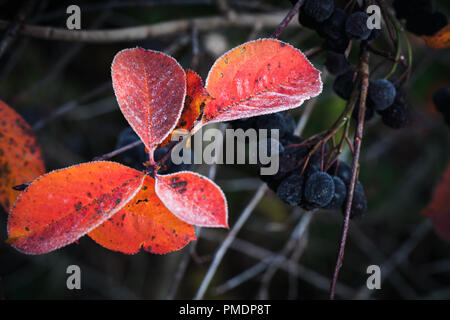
215 0 237 21
166 123 226 299
33 82 111 130
0 0 36 60
330 50 370 300
270 0 304 39
0 12 292 43
201 230 355 298
194 184 268 299
349 224 419 299
93 140 142 161
354 220 431 299
191 25 200 70
258 210 314 299
288 231 309 299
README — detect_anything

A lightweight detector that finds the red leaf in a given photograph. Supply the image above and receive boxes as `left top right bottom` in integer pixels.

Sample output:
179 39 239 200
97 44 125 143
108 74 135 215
422 164 450 243
161 70 211 147
7 161 144 254
111 47 186 163
155 171 228 228
89 176 196 254
0 100 45 212
199 39 322 129
423 24 450 49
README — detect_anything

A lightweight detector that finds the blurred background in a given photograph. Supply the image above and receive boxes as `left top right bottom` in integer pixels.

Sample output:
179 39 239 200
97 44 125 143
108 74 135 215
0 0 449 300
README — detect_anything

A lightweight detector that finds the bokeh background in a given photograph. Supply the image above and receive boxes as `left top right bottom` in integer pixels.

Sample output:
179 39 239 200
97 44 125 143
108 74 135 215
0 0 449 299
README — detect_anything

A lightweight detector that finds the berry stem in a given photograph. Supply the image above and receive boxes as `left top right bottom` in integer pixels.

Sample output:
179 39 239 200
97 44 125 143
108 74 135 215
330 50 370 300
270 0 305 39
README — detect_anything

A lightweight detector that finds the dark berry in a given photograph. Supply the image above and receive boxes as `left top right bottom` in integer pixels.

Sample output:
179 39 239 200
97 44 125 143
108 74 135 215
433 87 450 115
230 117 256 131
347 181 368 219
345 12 372 40
255 138 284 165
325 51 351 76
304 171 335 207
366 28 381 42
325 176 347 210
280 132 303 146
303 0 334 23
276 173 304 206
298 6 322 30
392 81 407 105
254 112 291 138
368 79 396 111
304 157 320 179
328 161 352 186
321 8 348 40
352 101 375 122
324 36 349 53
116 127 147 170
333 69 355 100
379 102 409 129
284 112 297 135
260 144 308 190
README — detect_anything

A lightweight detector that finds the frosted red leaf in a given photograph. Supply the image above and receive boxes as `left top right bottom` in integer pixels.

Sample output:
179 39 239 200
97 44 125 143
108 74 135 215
7 161 144 254
0 100 45 212
199 38 322 129
155 171 228 228
111 47 186 163
89 176 196 254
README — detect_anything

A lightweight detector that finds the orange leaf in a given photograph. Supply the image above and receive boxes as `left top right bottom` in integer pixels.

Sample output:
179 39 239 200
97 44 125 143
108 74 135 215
0 100 45 212
111 48 186 163
161 70 211 147
423 24 450 49
155 171 228 228
422 164 450 243
7 161 144 254
199 39 322 128
89 176 196 254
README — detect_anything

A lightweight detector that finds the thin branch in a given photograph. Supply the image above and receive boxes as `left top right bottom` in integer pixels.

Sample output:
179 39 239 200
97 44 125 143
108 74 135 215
215 0 237 21
330 50 370 300
93 140 142 161
33 82 111 130
258 210 314 299
166 123 226 299
270 0 304 39
354 220 431 299
214 258 271 295
194 183 268 299
190 25 200 70
288 231 309 299
201 229 355 298
0 0 36 60
0 12 292 43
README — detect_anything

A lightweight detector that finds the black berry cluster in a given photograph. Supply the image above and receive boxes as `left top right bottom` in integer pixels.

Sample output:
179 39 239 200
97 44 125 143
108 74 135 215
393 0 448 36
290 1 411 130
291 0 379 56
433 87 450 126
229 113 368 218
